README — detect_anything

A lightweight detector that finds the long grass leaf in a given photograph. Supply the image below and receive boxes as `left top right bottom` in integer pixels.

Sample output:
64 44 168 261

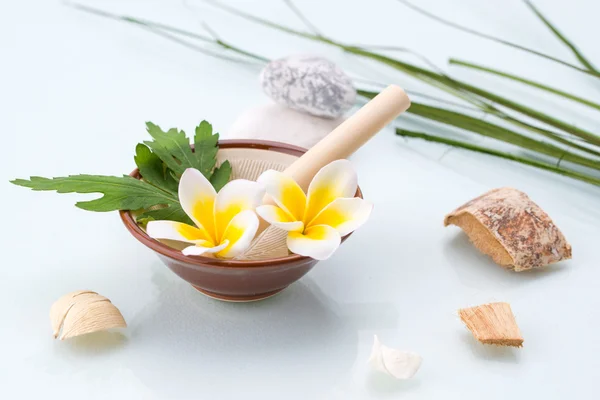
358 89 600 168
408 104 600 171
450 58 600 111
395 129 600 187
77 1 600 184
523 0 599 73
69 3 269 64
499 115 600 158
204 0 600 147
346 47 600 146
395 0 599 78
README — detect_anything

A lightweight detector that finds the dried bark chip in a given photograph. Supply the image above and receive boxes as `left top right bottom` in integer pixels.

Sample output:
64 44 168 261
49 290 126 340
444 187 571 271
459 302 523 347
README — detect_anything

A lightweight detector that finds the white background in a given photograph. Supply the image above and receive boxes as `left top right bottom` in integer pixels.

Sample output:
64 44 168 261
2 0 599 399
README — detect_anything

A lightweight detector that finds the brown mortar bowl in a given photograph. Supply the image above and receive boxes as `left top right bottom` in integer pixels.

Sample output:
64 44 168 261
119 140 363 302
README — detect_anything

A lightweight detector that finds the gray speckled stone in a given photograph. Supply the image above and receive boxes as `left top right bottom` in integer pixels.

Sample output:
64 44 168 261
260 55 356 119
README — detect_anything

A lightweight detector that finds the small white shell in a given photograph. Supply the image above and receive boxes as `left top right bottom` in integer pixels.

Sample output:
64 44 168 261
368 335 422 379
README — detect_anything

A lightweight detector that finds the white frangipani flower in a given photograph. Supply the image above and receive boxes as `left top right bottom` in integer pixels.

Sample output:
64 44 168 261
256 159 373 260
147 168 264 258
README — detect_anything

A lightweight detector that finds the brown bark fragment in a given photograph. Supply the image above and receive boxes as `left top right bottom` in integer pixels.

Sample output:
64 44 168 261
459 302 523 347
444 187 571 271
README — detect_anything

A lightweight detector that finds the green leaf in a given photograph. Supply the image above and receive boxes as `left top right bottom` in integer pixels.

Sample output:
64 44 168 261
405 101 600 172
10 175 180 212
394 0 599 78
137 205 193 225
396 129 600 187
210 160 232 192
449 58 600 112
357 90 600 171
194 120 219 179
134 143 178 193
523 0 599 73
144 121 231 186
200 2 600 146
144 122 198 175
11 121 232 224
347 48 600 146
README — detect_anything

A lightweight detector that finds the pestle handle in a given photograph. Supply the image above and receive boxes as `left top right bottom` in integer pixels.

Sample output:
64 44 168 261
252 84 410 240
283 84 411 190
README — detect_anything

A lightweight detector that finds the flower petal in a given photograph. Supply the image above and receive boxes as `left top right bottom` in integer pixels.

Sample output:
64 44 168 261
309 198 373 236
182 240 229 256
256 205 304 232
178 168 217 240
304 160 358 225
287 224 341 260
214 179 265 240
146 220 212 244
368 335 422 380
216 210 260 258
257 170 306 221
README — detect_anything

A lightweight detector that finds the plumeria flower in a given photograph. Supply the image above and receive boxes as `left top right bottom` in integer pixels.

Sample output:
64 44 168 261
147 168 264 258
256 159 373 260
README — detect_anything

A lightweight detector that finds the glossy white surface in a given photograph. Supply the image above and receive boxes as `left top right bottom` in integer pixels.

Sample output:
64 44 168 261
2 0 599 399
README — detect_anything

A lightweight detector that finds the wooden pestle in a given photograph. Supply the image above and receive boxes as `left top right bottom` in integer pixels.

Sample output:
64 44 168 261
284 84 411 191
254 84 411 236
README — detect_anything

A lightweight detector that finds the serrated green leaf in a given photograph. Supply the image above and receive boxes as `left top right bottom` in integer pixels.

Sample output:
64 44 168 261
144 122 198 175
134 143 178 193
12 120 232 224
10 175 179 212
137 205 193 225
194 120 219 178
210 160 232 192
144 121 230 186
194 120 213 139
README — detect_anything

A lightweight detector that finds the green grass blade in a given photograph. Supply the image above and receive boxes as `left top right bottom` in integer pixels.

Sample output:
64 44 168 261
358 89 600 169
202 2 600 147
523 0 599 73
395 0 599 78
395 129 600 187
499 115 600 158
450 58 600 112
78 1 600 176
69 2 269 64
406 102 600 171
347 48 600 146
358 88 600 158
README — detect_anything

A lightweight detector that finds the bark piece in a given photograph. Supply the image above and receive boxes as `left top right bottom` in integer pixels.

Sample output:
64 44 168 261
444 187 571 271
50 290 126 340
459 302 523 347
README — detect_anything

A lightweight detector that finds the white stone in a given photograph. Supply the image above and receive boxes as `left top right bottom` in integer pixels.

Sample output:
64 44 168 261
224 103 345 149
260 55 356 118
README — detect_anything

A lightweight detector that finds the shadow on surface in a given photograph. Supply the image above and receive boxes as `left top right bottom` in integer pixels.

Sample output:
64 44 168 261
443 231 568 291
459 331 520 363
53 331 128 357
365 371 421 397
123 264 399 398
